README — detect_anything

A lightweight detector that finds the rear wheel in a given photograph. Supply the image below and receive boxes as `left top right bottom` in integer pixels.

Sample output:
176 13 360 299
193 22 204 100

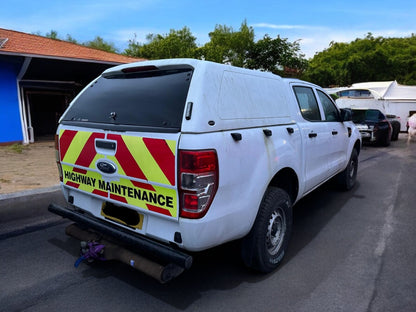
391 122 400 141
241 187 292 273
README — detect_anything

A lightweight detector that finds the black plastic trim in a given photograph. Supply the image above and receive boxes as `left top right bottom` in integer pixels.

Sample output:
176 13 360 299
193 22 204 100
95 140 116 150
60 121 180 133
231 133 242 141
48 203 192 269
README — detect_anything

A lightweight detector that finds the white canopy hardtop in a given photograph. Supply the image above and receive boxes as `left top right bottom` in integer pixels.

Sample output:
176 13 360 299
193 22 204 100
329 81 416 101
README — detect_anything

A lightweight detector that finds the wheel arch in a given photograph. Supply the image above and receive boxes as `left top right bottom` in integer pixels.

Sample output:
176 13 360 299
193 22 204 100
268 167 299 205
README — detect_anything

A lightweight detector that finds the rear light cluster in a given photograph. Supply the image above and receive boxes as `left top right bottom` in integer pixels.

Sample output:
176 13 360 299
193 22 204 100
179 150 219 219
55 134 63 182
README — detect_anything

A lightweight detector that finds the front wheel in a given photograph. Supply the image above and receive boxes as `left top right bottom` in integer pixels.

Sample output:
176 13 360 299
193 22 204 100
241 187 292 273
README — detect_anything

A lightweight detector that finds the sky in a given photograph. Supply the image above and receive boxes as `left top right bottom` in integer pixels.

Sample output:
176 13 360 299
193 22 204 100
1 0 416 59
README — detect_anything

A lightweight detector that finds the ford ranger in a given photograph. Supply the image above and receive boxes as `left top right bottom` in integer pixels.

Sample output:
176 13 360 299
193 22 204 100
49 59 361 280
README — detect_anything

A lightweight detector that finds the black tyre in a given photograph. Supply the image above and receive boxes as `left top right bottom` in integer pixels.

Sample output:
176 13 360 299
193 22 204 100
241 187 292 273
390 130 396 141
391 123 400 141
382 132 391 146
337 148 358 190
378 129 391 146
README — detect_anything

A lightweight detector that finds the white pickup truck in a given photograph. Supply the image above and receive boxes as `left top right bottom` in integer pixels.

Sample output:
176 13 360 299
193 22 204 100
49 59 361 280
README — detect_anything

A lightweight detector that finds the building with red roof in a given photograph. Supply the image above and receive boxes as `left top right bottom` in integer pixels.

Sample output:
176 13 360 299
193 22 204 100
0 28 144 144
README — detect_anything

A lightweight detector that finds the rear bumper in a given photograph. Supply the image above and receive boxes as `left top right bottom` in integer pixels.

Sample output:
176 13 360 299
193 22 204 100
48 203 193 270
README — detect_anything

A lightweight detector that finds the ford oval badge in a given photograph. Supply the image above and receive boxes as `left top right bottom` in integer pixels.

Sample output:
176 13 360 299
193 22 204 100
97 161 117 174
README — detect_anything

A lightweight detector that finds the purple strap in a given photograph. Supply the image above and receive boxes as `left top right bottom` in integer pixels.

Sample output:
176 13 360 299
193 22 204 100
74 241 106 268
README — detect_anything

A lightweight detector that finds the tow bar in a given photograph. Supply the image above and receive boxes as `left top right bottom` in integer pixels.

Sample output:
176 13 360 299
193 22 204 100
66 224 184 283
48 203 192 283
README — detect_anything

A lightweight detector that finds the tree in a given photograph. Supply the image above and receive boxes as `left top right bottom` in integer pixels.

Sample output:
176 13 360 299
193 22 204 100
124 27 197 59
123 21 307 76
197 21 307 76
246 34 308 77
65 34 78 44
40 30 116 53
83 36 118 53
304 33 416 86
197 21 254 67
45 30 59 39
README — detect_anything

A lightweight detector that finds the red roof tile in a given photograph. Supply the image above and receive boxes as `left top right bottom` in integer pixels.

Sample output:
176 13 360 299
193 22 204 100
0 28 144 64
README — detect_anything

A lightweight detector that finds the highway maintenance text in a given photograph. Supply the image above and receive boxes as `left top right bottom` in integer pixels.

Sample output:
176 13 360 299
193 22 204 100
64 170 174 208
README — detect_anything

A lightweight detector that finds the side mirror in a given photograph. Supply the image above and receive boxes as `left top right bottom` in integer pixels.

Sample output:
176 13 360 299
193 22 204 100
340 108 352 122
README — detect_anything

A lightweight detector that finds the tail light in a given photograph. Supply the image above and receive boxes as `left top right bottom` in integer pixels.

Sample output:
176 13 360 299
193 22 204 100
55 134 63 182
179 150 218 219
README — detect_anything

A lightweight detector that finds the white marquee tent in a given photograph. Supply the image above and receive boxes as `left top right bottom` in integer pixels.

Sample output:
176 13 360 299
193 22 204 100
327 81 416 131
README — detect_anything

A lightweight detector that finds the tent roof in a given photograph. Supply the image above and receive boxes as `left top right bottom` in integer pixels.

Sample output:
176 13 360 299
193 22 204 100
347 81 416 100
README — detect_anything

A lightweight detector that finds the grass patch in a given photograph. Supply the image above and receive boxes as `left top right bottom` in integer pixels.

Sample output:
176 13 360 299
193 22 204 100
7 143 28 154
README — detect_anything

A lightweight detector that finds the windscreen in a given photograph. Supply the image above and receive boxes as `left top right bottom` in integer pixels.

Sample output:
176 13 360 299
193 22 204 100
61 66 193 132
352 109 379 123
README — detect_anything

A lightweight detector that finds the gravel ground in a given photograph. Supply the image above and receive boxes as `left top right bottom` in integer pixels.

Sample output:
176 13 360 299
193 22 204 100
0 141 59 194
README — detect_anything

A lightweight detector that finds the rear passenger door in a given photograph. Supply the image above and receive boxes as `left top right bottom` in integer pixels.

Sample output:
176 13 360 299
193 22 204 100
292 85 330 193
316 89 349 175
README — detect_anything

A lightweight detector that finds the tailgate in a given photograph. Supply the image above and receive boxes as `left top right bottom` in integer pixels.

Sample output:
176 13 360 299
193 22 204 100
58 128 179 219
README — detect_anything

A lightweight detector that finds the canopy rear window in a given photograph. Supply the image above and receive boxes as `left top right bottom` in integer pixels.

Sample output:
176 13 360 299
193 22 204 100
61 65 193 132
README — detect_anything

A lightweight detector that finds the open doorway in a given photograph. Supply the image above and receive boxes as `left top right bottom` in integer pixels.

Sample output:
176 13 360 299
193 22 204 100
25 91 72 141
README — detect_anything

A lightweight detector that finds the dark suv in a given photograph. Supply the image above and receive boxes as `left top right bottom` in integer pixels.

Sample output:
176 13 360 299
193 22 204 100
351 108 392 146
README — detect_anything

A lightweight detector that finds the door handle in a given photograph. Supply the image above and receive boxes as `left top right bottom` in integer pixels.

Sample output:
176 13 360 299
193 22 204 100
332 131 338 135
308 132 317 138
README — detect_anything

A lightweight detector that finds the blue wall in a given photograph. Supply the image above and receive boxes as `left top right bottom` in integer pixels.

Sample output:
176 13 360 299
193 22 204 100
0 57 23 144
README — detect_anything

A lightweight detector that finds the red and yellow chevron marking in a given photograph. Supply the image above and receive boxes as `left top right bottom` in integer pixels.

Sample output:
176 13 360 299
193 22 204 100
58 129 178 218
59 130 105 170
107 134 176 187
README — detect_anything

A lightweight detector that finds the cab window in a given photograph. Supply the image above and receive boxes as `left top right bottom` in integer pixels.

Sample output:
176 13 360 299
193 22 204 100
293 86 321 121
317 90 339 122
